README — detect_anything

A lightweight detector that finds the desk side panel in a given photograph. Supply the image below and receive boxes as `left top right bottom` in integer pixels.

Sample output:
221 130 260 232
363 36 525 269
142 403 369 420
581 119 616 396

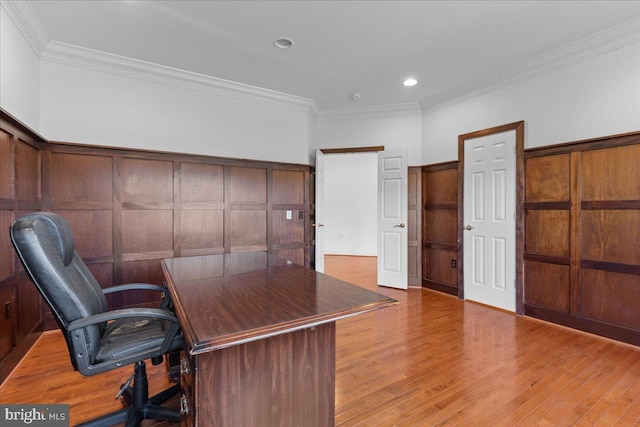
196 322 335 427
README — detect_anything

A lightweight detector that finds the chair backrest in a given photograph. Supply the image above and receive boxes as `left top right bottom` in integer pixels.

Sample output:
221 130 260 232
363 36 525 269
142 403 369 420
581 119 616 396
10 212 108 367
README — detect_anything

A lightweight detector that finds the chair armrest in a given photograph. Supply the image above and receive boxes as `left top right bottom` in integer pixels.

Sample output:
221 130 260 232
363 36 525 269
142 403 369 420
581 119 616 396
103 284 172 309
68 308 179 331
102 283 166 294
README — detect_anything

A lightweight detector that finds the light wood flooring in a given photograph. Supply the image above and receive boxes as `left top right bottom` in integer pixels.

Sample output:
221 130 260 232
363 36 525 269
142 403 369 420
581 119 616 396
2 255 640 426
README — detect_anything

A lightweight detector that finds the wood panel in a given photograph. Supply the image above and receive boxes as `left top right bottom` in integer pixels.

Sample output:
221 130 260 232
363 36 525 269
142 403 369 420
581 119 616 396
582 144 640 201
228 166 267 205
524 261 570 312
0 112 45 382
581 269 640 330
422 163 458 295
0 130 11 201
180 162 224 207
197 324 335 427
581 210 640 265
15 141 40 205
424 209 457 245
272 210 304 245
525 210 570 257
524 131 640 345
230 210 267 252
122 210 174 260
0 280 12 360
179 209 224 256
122 158 174 206
49 153 112 208
0 211 13 281
272 170 304 205
525 154 570 202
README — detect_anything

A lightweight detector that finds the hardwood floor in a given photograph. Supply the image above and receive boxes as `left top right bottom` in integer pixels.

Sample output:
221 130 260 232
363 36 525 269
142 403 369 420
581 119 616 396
2 255 640 426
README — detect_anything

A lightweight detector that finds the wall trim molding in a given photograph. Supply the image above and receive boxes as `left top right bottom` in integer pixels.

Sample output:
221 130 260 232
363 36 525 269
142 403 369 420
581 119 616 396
420 17 640 114
40 41 318 115
1 0 49 57
318 102 422 121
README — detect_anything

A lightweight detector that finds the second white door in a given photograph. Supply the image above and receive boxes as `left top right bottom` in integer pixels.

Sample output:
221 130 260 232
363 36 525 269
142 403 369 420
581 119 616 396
463 130 516 312
377 148 408 289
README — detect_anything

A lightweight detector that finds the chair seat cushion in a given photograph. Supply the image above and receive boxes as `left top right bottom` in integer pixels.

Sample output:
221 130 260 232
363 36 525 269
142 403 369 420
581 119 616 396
96 318 182 363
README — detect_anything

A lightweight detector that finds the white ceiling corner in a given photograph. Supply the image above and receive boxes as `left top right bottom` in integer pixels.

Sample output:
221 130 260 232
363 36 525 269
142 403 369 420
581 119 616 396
1 0 49 56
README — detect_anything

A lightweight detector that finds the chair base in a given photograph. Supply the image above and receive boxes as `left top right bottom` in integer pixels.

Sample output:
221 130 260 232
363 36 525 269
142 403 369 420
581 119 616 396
76 361 181 427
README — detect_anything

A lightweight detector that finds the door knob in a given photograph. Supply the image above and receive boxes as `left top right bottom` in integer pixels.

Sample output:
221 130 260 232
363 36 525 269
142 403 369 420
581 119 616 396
394 223 406 228
311 223 324 228
465 225 474 231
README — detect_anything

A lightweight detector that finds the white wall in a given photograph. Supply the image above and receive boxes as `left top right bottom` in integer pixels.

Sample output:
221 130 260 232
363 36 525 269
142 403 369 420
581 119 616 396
0 3 41 130
324 152 377 256
40 61 312 165
422 40 640 164
314 106 422 166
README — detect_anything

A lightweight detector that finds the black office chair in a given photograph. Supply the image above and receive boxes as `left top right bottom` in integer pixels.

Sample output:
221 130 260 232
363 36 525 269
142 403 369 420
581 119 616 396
10 212 183 427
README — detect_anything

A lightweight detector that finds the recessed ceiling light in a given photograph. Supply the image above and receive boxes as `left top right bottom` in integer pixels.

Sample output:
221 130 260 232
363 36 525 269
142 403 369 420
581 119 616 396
274 38 294 49
403 78 418 87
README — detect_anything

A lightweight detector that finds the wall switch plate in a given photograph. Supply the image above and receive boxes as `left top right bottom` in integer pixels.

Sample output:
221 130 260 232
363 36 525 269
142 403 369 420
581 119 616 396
286 210 292 220
451 259 457 268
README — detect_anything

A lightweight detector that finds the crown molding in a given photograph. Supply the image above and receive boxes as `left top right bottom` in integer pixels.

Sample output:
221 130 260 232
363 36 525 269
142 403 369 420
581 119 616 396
318 102 422 121
1 0 49 57
40 41 317 114
421 17 640 114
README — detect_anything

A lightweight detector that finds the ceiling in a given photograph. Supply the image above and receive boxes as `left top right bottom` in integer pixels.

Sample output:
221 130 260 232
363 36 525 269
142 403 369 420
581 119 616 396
27 0 640 110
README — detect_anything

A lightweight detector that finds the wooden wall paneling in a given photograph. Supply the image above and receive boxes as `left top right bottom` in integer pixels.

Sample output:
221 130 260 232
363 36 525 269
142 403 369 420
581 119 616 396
524 155 571 202
524 261 570 312
272 169 305 205
421 162 458 296
0 211 13 283
0 277 12 360
227 166 268 253
581 144 640 201
581 269 640 330
408 167 422 286
581 210 640 265
0 111 47 382
1 108 318 380
15 140 40 210
524 210 570 258
49 153 113 209
121 157 175 306
570 152 582 316
271 168 307 265
179 162 225 256
14 140 42 343
523 152 573 315
0 130 12 203
524 131 640 346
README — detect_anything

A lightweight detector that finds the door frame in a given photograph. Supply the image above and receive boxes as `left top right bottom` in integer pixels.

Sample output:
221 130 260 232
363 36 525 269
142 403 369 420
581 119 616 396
457 121 525 315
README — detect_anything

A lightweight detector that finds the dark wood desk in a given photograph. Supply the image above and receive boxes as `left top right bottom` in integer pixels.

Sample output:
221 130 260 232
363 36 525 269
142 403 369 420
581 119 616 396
161 252 396 427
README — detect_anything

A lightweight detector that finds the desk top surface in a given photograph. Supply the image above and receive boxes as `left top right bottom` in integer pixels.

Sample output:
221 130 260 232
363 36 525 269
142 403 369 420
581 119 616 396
162 252 397 354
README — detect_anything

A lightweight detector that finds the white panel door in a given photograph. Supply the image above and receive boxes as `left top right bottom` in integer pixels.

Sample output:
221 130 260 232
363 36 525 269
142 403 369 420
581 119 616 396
377 148 408 289
463 130 516 312
315 149 325 273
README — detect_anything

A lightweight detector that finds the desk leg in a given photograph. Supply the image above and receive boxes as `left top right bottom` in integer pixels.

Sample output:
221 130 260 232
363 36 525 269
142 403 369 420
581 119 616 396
196 322 335 427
